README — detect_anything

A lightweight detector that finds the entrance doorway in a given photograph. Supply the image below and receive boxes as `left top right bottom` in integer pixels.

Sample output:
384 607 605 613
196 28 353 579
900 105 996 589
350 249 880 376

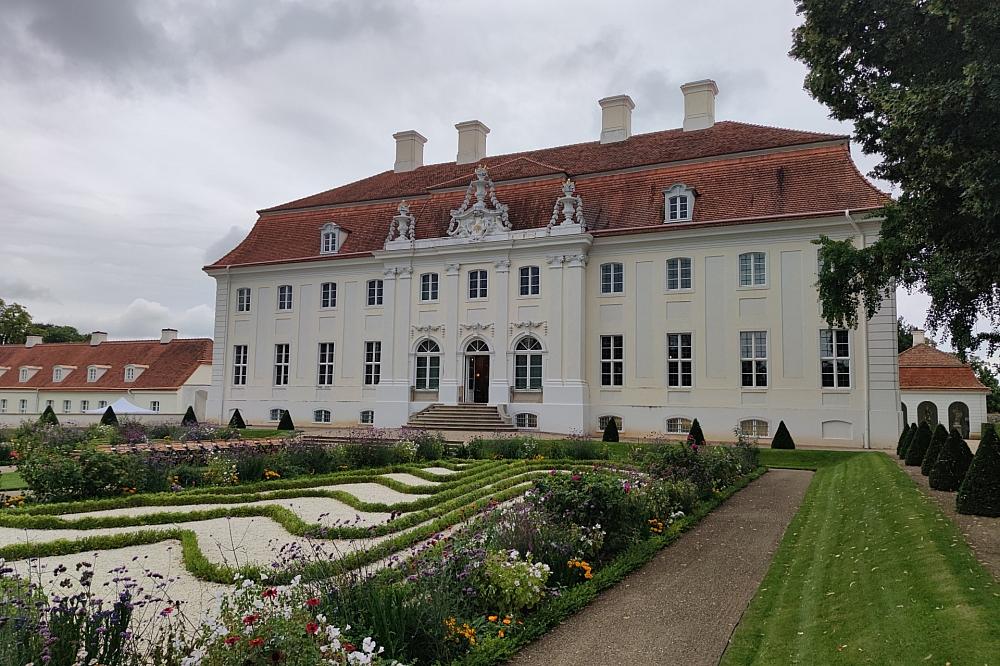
465 339 490 403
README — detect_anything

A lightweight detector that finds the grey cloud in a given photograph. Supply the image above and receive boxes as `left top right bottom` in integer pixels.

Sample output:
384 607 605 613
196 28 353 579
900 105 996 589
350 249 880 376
0 277 56 303
204 225 250 264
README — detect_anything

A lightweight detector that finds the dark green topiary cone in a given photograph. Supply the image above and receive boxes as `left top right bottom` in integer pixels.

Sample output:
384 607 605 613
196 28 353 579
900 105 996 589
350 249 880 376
920 424 949 476
904 421 932 466
956 425 1000 516
929 429 974 491
770 420 795 449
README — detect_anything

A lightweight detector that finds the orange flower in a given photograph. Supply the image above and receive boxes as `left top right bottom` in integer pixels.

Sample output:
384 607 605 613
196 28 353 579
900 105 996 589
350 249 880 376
249 637 264 648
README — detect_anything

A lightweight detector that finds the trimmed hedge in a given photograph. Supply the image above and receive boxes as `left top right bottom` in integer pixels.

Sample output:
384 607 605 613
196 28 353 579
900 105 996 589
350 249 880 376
770 421 795 449
688 418 705 446
929 429 974 491
182 406 198 426
920 424 949 476
277 409 295 431
100 406 118 427
602 418 619 442
904 421 932 466
38 405 59 426
899 423 917 459
956 426 1000 516
228 409 247 429
897 424 913 458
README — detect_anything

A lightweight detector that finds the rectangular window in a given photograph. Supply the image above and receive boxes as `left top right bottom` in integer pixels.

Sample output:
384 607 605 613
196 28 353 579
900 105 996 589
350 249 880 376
519 266 540 296
364 341 381 385
739 252 767 287
98 400 108 409
367 279 383 306
468 270 488 299
318 342 335 386
666 258 692 290
62 400 71 413
600 263 624 294
277 285 293 310
360 409 375 425
232 345 248 386
820 329 851 388
150 400 160 413
320 282 337 308
80 399 89 412
314 409 331 423
668 195 689 221
46 400 53 408
19 399 27 414
274 343 290 386
125 367 136 382
600 334 624 386
236 287 252 313
515 413 538 429
88 367 98 382
54 368 63 381
667 333 693 387
514 353 543 390
269 408 282 421
0 398 6 413
740 331 768 387
420 273 439 301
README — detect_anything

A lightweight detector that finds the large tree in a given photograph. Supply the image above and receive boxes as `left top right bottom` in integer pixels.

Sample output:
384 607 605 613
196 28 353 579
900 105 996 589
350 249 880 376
968 356 1000 413
0 298 32 345
27 323 88 343
792 1 1000 356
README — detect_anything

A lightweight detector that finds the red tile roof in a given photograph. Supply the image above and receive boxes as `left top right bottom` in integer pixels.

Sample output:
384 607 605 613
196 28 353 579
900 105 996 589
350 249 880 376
0 338 213 391
206 121 889 270
898 344 988 391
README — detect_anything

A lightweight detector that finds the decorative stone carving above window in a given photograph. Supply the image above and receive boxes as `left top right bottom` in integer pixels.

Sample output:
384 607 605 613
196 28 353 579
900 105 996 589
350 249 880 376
460 322 495 336
664 183 695 222
548 178 586 231
510 320 549 335
447 165 511 241
385 200 416 246
411 324 445 338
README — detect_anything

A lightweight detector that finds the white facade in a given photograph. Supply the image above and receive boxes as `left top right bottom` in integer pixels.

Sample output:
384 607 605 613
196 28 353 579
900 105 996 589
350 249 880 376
900 390 988 438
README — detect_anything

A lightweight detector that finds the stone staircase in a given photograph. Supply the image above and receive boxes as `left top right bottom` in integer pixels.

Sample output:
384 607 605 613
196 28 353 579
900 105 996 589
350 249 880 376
405 403 515 432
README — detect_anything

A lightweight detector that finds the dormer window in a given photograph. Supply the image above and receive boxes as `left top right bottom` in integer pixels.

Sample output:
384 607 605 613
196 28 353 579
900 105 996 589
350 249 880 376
87 365 110 383
18 366 40 383
52 365 76 382
664 183 695 222
123 364 148 383
125 367 136 382
320 223 341 254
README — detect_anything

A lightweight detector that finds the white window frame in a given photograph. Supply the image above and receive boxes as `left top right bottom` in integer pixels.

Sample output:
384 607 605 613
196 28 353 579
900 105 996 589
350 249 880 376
274 343 290 386
666 257 693 291
124 366 136 382
740 418 770 437
468 269 488 299
314 409 332 423
600 334 624 387
367 279 384 306
150 400 160 413
232 345 248 386
364 341 382 386
236 287 252 313
97 400 108 409
740 331 769 388
318 342 335 386
664 183 694 222
80 399 89 412
667 332 693 388
269 408 283 422
598 415 623 430
513 336 543 390
820 328 851 388
277 285 294 311
359 409 375 425
18 368 29 383
87 366 99 383
320 223 340 254
0 398 5 413
320 282 337 309
19 399 27 414
62 399 71 413
414 339 440 390
665 417 692 434
600 262 624 295
519 266 540 296
420 273 439 302
738 252 767 288
515 412 538 429
53 367 63 382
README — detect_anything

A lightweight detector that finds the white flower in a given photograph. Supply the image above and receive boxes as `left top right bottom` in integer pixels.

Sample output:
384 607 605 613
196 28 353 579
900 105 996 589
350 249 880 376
362 637 377 654
241 579 254 589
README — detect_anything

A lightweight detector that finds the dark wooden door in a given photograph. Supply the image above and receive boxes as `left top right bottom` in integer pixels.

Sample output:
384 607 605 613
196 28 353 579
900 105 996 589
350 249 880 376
466 355 490 403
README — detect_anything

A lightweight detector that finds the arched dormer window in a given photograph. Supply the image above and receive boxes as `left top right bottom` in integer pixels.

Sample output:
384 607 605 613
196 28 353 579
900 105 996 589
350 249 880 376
320 223 341 255
664 183 695 222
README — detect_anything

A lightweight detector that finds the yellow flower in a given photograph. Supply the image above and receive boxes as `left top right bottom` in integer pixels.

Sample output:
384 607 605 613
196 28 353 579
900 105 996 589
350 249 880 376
502 618 511 625
498 629 505 638
487 615 498 622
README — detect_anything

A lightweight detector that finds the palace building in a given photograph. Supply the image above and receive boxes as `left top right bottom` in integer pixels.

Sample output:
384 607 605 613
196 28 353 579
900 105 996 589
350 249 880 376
204 80 902 447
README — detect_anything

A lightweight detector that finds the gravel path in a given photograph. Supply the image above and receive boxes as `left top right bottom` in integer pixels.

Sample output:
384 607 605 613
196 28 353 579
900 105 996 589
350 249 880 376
509 469 814 666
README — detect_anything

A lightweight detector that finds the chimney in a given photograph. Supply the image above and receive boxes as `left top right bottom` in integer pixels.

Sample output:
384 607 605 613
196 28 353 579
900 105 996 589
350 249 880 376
681 79 718 131
393 130 427 173
598 94 635 144
160 328 178 344
90 331 108 346
912 329 926 346
455 120 489 165
25 335 42 348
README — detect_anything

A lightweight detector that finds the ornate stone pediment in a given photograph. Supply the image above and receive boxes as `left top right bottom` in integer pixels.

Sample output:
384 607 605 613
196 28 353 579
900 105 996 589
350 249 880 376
386 200 416 246
460 322 495 336
510 320 548 335
447 165 511 241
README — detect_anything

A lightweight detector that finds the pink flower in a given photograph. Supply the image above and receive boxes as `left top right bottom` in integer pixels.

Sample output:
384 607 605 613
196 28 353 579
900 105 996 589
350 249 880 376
224 635 240 646
249 637 264 648
160 607 174 617
262 587 278 599
571 474 581 481
243 613 260 625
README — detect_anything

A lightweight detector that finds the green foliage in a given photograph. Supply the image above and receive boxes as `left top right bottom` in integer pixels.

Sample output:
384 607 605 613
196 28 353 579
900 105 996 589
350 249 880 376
38 404 59 426
602 417 619 442
968 357 1000 413
227 408 246 429
412 430 445 460
929 429 974 491
770 421 795 449
277 409 295 431
181 405 198 426
899 423 917 459
904 421 932 466
641 444 754 498
17 442 149 502
688 418 705 446
100 405 118 426
920 424 949 476
896 425 912 458
897 317 915 352
957 425 1000 516
479 549 551 615
0 298 32 345
793 1 1000 353
27 323 88 343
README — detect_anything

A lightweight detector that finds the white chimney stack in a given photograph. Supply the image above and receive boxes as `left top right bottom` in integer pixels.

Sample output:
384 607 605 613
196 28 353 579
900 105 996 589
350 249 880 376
393 130 427 173
160 328 178 344
598 95 635 144
90 331 107 346
455 120 489 165
25 335 42 348
681 79 718 131
912 329 926 346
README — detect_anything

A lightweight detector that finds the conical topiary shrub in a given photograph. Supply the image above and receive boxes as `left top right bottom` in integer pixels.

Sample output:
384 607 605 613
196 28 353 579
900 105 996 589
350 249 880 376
602 417 619 443
687 418 705 447
957 425 1000 516
38 405 59 426
929 429 974 491
277 409 295 431
770 420 795 449
899 423 917 459
182 406 198 427
920 424 949 476
100 406 118 427
228 409 247 429
904 421 932 466
896 425 911 458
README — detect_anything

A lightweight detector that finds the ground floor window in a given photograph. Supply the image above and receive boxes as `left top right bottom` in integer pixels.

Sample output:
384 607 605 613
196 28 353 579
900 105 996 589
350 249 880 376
0 399 5 413
360 409 374 425
515 413 538 429
740 419 769 437
98 400 108 409
314 409 331 423
598 415 623 431
62 400 71 413
150 401 159 412
514 336 543 390
364 341 382 385
80 400 89 411
269 408 283 421
666 417 692 434
19 399 27 413
415 339 441 390
600 335 624 386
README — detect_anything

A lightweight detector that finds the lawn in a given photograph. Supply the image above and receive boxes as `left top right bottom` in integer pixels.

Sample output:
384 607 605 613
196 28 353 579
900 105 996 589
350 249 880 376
723 451 1000 664
0 471 26 491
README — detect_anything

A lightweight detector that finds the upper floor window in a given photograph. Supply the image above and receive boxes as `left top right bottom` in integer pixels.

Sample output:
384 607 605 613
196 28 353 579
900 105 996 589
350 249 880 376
320 282 337 308
277 285 293 310
519 266 540 296
600 262 624 294
87 367 99 382
320 223 340 254
664 183 695 222
367 279 383 306
420 273 439 302
667 333 693 387
53 368 63 382
236 287 252 313
18 368 29 383
738 252 767 287
469 270 488 299
414 339 441 390
666 258 693 291
124 367 136 382
513 336 543 390
740 331 768 388
600 334 624 386
318 342 335 386
820 329 851 388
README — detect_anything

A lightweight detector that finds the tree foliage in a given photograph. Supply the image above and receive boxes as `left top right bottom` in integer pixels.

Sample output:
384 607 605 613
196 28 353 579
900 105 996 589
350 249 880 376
897 317 915 353
276 409 295 432
27 323 88 343
228 409 247 429
38 405 59 426
929 428 974 491
687 418 705 447
904 421 932 467
967 356 1000 413
100 406 118 427
899 423 917 459
602 417 619 443
0 298 32 345
920 424 949 476
793 0 1000 355
182 406 198 427
957 425 1000 516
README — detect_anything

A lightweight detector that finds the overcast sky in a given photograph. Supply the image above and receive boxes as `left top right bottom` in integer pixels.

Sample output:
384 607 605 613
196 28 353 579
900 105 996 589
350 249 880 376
0 0 950 347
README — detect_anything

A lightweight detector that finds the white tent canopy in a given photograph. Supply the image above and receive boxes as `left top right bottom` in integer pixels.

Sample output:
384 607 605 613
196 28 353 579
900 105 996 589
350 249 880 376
83 397 157 415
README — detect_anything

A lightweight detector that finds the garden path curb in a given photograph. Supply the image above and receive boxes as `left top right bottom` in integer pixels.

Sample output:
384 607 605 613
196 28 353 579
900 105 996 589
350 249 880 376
508 468 813 666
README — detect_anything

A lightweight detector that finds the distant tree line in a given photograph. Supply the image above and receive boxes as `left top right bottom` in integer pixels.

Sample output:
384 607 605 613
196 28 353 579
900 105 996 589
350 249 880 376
0 297 89 345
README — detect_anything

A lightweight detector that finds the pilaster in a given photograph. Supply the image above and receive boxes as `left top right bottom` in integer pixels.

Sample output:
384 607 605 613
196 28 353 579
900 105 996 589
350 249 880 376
440 261 462 404
489 258 512 404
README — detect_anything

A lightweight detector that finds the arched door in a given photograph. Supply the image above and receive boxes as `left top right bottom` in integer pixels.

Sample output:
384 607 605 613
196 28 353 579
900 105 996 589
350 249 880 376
948 401 970 438
917 401 938 426
465 339 490 403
